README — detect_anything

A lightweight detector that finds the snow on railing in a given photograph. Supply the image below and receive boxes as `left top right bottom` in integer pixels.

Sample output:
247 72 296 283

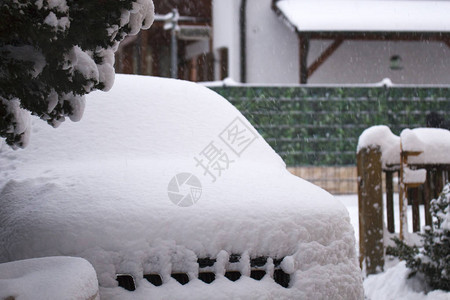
357 126 450 276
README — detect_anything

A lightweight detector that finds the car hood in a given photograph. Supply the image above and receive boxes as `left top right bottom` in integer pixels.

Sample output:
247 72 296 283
0 75 363 299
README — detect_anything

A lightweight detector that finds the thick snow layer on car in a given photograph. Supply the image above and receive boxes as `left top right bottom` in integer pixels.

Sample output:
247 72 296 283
0 75 363 299
0 256 99 300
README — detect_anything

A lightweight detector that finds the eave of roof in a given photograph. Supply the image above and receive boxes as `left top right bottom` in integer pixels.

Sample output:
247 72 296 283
275 0 450 34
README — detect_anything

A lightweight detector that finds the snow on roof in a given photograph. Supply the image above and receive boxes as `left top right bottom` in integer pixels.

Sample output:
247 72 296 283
276 0 450 33
0 75 362 298
0 256 98 300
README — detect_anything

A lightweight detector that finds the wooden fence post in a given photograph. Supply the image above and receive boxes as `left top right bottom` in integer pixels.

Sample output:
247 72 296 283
357 146 384 275
410 187 421 232
399 145 424 240
424 169 433 227
385 171 395 233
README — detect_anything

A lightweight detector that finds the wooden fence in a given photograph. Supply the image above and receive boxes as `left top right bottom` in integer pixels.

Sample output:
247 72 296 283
357 143 450 275
287 166 357 194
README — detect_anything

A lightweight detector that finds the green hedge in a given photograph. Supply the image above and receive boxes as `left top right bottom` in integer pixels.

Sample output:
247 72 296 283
210 86 450 166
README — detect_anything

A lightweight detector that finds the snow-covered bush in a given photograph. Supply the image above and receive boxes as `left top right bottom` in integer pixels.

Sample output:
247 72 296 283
0 0 154 149
387 182 450 291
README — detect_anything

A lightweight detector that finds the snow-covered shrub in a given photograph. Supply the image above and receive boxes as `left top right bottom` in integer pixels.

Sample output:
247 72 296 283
387 182 450 291
0 0 154 148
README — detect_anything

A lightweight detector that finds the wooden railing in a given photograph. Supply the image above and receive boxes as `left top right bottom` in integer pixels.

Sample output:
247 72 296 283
386 164 449 236
357 132 450 275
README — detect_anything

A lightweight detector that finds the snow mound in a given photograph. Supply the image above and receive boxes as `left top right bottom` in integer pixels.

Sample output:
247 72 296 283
0 256 98 300
0 75 362 299
364 261 449 300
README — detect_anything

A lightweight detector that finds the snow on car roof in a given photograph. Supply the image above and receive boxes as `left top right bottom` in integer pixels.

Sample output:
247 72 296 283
0 75 362 298
276 0 450 33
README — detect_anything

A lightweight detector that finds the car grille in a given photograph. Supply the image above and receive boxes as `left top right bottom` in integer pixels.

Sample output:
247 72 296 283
116 255 290 291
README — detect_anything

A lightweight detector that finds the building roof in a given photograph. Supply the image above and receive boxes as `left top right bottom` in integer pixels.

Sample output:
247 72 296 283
275 0 450 33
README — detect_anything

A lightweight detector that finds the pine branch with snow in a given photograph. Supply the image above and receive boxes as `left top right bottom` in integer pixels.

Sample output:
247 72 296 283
387 182 450 291
0 0 154 148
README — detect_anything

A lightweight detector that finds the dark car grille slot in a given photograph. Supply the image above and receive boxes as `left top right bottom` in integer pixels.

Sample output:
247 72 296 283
116 274 136 291
171 273 189 285
224 271 241 281
274 269 290 288
229 253 241 263
116 255 290 290
144 274 162 286
197 257 216 268
250 269 266 280
251 256 268 267
273 258 283 267
198 271 215 283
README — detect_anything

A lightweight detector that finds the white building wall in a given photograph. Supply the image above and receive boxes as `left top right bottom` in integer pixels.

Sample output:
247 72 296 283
214 0 450 84
308 40 450 84
212 0 241 81
246 0 299 83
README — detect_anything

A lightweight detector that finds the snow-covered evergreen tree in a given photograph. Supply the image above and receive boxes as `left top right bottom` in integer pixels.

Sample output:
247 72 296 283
0 0 154 148
387 182 450 291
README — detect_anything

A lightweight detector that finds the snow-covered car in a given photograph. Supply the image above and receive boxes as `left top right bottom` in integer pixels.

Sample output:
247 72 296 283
0 75 363 299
